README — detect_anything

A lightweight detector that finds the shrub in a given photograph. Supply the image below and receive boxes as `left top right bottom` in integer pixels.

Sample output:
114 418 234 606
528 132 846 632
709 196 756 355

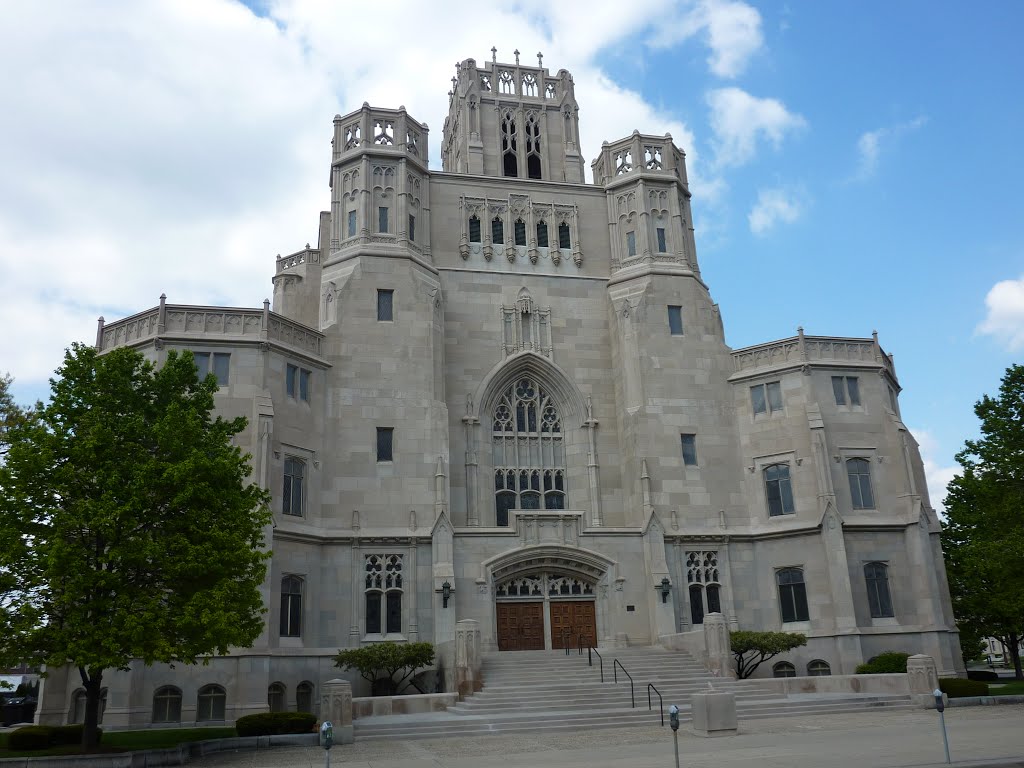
940 678 989 698
7 724 102 750
967 669 1000 682
855 652 910 674
235 712 317 737
7 726 55 751
334 641 435 695
730 631 808 679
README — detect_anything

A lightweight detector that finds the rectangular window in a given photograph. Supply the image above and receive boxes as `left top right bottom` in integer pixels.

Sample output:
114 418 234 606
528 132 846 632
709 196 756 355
408 214 415 242
386 591 402 634
376 427 394 462
378 206 389 233
193 352 230 387
514 219 527 246
865 562 894 618
558 222 571 249
283 457 305 516
832 376 861 406
681 434 697 466
777 568 809 623
536 220 549 248
656 227 667 253
377 289 394 321
286 364 311 401
751 381 783 414
492 217 504 244
469 216 481 243
347 209 357 237
668 305 683 336
626 230 636 256
764 464 795 516
365 592 382 634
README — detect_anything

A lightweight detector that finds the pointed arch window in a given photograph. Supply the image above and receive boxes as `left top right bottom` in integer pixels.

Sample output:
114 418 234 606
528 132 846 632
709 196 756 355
468 215 481 243
536 220 549 248
492 377 565 526
501 111 518 177
526 113 542 179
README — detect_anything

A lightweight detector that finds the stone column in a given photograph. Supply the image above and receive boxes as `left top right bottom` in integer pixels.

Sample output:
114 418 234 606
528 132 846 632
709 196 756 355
907 654 943 708
454 619 482 697
320 679 354 744
703 612 735 679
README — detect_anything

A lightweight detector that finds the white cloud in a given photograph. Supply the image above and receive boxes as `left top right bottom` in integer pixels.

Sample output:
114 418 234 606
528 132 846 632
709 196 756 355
976 275 1024 350
648 0 764 79
706 87 806 167
0 0 709 400
747 187 803 235
852 116 927 181
912 429 960 516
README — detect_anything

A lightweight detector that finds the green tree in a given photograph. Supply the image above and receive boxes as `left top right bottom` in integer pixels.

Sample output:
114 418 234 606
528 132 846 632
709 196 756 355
0 345 272 749
942 364 1024 680
730 631 807 679
334 641 436 695
0 372 31 459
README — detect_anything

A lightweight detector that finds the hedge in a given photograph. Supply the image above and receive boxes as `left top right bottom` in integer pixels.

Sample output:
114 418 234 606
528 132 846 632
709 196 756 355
939 678 989 698
8 724 101 750
966 669 999 682
855 652 910 674
235 712 317 737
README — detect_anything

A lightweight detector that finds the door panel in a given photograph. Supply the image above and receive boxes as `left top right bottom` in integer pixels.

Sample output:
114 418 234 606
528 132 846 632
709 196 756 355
496 602 545 651
550 601 597 649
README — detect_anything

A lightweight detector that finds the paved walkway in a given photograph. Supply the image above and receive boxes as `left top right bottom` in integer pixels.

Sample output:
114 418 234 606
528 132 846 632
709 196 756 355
191 705 1024 768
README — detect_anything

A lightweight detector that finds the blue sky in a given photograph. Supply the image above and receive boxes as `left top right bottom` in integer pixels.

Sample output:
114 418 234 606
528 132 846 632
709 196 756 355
1 1 1021 510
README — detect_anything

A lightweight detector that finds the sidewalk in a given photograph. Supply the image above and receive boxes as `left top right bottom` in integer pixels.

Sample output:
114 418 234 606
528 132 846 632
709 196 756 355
190 704 1024 768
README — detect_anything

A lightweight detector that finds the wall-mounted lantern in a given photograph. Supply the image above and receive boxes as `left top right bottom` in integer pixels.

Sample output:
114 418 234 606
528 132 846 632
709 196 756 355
660 577 672 604
442 580 452 608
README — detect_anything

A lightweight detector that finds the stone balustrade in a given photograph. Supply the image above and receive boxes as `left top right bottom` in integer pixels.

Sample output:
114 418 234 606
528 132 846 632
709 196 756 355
97 297 323 357
731 330 897 381
591 131 687 186
276 245 320 274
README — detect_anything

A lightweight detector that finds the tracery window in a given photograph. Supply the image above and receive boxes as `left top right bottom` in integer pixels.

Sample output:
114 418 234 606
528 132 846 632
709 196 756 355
469 215 481 243
501 111 518 177
536 220 549 248
365 554 403 635
685 551 721 625
526 114 542 179
492 377 565 526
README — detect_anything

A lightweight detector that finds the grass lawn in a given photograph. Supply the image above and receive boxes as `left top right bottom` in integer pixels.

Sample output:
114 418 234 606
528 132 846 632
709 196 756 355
0 726 236 758
989 680 1024 696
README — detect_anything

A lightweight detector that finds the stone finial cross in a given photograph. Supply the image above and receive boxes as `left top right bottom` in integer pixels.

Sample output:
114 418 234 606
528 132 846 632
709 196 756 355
491 46 497 63
451 76 457 89
514 49 520 64
537 52 543 67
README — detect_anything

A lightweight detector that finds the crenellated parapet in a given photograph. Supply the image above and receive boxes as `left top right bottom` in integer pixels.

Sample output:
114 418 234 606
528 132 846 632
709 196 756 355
96 296 324 359
729 329 898 384
275 243 320 274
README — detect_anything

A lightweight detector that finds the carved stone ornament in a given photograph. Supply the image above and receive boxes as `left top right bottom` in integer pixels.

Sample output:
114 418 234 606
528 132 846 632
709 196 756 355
550 248 561 265
459 234 470 260
483 244 493 262
506 245 516 263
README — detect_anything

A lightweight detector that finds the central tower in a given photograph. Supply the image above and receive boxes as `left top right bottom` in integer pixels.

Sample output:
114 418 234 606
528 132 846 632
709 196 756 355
441 50 585 182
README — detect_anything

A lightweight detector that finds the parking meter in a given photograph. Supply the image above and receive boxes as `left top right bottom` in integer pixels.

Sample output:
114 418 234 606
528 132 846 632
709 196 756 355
933 688 944 713
669 704 680 731
320 720 334 749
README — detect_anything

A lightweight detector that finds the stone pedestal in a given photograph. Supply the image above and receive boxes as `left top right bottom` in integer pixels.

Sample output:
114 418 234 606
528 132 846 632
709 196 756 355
907 654 945 708
320 678 354 745
703 613 735 679
691 691 737 737
454 619 482 697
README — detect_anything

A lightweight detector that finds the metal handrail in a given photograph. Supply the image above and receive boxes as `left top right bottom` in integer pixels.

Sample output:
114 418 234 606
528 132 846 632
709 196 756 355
648 682 664 726
613 659 635 708
586 645 604 683
560 629 571 655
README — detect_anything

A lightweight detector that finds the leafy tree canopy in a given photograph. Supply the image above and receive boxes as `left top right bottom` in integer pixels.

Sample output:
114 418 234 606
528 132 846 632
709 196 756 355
0 372 31 460
334 641 435 695
730 631 807 679
941 364 1024 679
0 344 272 747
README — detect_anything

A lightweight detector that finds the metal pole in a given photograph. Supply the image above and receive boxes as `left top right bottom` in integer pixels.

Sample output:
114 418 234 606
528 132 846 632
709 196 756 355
938 709 951 764
672 729 680 768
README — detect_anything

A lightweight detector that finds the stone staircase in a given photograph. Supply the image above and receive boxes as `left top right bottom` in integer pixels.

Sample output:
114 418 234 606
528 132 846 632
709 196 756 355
353 646 915 740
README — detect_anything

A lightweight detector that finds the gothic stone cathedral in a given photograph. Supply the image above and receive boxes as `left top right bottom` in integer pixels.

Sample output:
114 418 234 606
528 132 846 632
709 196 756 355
38 52 963 727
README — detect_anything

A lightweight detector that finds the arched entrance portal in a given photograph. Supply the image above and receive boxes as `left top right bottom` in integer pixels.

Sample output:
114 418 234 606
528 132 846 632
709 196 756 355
495 572 597 651
484 544 614 652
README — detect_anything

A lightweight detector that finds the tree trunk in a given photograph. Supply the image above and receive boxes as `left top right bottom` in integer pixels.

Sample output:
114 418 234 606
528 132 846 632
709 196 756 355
1008 631 1023 680
78 667 104 751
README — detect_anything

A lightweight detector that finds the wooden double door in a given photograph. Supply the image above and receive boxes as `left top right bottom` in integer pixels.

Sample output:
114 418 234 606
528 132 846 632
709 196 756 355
496 600 597 651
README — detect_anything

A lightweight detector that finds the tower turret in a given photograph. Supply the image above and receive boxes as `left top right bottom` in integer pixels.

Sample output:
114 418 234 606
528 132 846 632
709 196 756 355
442 50 584 182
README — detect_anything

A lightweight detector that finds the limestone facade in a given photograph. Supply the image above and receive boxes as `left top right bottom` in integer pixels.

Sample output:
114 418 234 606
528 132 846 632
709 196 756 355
37 51 963 729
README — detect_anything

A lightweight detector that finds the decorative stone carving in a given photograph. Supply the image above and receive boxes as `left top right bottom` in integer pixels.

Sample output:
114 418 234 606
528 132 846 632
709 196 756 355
320 679 354 743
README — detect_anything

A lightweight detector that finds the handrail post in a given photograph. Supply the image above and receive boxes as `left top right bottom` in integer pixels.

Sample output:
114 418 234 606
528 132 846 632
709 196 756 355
648 683 664 726
613 659 635 708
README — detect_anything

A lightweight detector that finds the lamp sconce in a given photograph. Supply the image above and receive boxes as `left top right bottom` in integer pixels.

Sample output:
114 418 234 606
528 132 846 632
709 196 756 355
659 577 672 604
442 580 452 609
